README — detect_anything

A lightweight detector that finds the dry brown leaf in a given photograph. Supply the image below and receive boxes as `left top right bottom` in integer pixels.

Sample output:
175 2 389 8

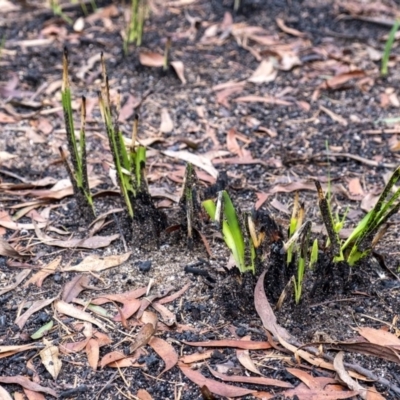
348 177 365 196
179 362 256 397
180 349 214 363
0 269 31 296
357 327 400 348
157 282 191 304
322 70 366 90
62 252 131 272
54 300 108 331
283 382 359 400
0 238 23 257
208 365 293 388
334 352 365 398
100 351 126 368
170 61 186 84
62 275 91 303
23 257 61 288
236 349 263 376
320 105 347 126
183 339 271 350
15 297 56 329
23 388 46 400
0 376 57 397
276 17 306 37
139 51 164 67
160 108 174 133
234 95 291 106
60 338 90 354
248 59 277 83
137 389 153 400
254 270 291 340
151 302 176 326
148 336 178 376
86 338 100 370
39 341 62 380
162 150 218 178
129 323 155 353
286 368 338 390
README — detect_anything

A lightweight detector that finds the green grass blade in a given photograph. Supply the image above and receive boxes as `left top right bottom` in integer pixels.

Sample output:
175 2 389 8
382 19 400 76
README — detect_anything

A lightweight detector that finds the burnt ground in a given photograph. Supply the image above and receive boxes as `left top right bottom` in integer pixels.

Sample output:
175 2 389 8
1 0 400 399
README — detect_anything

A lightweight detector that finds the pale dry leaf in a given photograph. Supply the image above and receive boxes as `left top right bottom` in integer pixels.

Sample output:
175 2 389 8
234 95 291 106
15 297 56 329
141 311 158 329
357 327 400 348
62 252 131 272
237 349 263 376
319 105 347 126
151 302 176 326
129 323 155 353
347 177 365 196
0 376 57 397
139 51 164 67
276 17 306 37
23 256 61 288
23 388 46 400
0 385 12 400
170 61 186 84
0 151 16 161
0 238 22 258
62 275 91 303
248 59 277 83
73 17 85 32
160 108 174 133
0 269 31 296
54 300 108 331
333 352 365 398
162 150 218 178
39 342 62 380
86 338 100 370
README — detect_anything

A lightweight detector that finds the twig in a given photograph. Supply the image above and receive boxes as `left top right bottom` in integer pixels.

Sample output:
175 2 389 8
96 370 118 399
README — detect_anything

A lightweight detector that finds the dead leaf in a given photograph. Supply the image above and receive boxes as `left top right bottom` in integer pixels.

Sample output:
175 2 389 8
208 365 292 388
148 336 178 376
23 388 46 400
254 270 291 340
129 323 155 353
62 252 131 272
170 61 186 84
248 59 277 83
151 302 176 326
0 386 12 400
0 269 31 296
137 389 153 400
236 348 263 376
276 17 306 37
0 376 57 397
23 257 61 288
319 105 347 126
157 282 191 304
334 352 365 398
160 108 174 133
283 382 359 400
86 338 100 370
139 52 164 67
39 341 62 380
286 368 338 390
234 95 291 106
62 275 91 303
180 349 214 363
348 178 365 196
0 238 23 257
357 327 400 348
162 150 218 179
321 70 366 90
179 362 256 397
54 300 108 332
183 339 271 350
15 297 56 329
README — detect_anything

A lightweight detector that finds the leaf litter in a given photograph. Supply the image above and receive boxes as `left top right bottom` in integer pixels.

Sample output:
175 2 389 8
1 0 400 398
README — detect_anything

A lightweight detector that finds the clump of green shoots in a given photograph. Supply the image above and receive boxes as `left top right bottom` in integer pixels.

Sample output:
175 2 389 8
381 19 400 76
60 48 95 219
98 54 146 220
124 0 147 54
203 191 262 274
50 0 73 24
317 166 400 266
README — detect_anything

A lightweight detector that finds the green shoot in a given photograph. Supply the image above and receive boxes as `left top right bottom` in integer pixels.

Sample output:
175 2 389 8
234 0 240 12
309 238 319 270
124 0 147 53
0 34 5 60
60 48 94 218
50 0 73 24
98 54 146 219
381 19 400 76
203 191 256 274
286 192 304 266
342 166 400 265
293 221 311 304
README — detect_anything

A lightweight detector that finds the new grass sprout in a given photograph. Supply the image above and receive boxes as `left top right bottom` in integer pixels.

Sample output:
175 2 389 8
381 19 400 76
203 191 256 274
